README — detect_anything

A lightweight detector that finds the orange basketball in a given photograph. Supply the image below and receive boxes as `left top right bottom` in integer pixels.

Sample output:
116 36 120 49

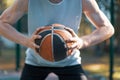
34 24 73 62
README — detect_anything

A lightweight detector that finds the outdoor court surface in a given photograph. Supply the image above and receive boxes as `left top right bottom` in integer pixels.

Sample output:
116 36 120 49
0 71 20 80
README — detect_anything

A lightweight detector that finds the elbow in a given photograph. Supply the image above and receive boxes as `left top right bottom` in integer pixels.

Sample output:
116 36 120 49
0 16 6 26
0 15 5 24
110 25 115 36
0 16 3 25
107 25 115 38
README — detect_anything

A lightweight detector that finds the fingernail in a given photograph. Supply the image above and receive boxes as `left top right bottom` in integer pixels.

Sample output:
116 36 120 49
38 35 41 38
37 45 40 48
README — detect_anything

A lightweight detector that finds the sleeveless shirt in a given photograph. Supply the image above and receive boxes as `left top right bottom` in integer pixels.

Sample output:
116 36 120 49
26 0 82 67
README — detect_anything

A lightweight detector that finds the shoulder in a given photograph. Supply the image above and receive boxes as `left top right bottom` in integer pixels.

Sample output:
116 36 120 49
82 0 100 13
0 0 28 24
12 0 28 12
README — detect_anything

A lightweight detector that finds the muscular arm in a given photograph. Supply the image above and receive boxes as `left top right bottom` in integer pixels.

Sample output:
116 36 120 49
0 0 37 49
80 0 114 48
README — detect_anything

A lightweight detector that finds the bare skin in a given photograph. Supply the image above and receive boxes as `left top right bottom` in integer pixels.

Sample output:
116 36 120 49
0 0 114 51
0 0 39 51
66 0 115 49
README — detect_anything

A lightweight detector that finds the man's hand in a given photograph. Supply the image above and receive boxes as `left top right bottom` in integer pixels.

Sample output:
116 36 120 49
64 27 84 50
28 27 45 52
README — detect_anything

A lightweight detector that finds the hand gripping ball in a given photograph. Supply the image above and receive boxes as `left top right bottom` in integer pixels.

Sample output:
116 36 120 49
34 24 74 62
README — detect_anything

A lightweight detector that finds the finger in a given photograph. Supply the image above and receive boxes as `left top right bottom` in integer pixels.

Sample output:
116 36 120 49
64 27 73 35
65 37 77 43
33 43 40 53
32 35 41 40
67 42 78 50
33 43 40 49
52 23 65 28
64 27 78 37
30 42 40 51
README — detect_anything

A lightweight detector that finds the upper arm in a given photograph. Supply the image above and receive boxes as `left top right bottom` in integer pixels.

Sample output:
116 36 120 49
82 0 112 29
0 0 28 25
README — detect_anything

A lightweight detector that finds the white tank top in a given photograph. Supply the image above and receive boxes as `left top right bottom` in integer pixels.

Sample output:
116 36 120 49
26 0 82 67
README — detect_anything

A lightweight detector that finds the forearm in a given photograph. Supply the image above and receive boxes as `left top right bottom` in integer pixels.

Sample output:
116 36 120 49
0 21 32 48
80 25 114 49
81 0 115 49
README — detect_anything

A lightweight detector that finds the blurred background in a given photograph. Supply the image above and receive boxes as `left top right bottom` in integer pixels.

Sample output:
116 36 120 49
0 0 120 80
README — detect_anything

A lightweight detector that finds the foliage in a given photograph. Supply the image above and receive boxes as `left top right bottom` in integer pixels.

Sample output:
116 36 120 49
0 0 14 10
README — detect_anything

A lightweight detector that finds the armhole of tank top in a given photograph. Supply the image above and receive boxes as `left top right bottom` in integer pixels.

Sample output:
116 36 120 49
81 0 83 13
28 0 30 10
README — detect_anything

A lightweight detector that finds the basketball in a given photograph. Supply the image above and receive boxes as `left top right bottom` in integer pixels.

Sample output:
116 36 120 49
34 24 73 62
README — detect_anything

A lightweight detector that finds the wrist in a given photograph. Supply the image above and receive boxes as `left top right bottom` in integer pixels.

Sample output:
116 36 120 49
79 38 89 49
18 35 33 48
